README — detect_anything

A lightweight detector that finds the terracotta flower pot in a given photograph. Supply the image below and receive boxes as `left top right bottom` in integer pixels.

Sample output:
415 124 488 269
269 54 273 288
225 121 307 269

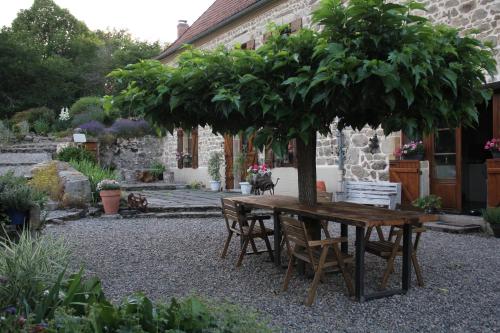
100 190 121 215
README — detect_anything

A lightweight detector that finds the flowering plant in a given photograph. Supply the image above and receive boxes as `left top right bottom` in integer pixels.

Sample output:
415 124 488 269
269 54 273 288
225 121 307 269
395 140 424 158
59 107 70 121
96 179 120 191
247 163 272 176
484 138 500 152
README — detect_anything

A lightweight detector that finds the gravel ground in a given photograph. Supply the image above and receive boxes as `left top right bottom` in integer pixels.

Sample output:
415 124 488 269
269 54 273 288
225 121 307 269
44 217 500 333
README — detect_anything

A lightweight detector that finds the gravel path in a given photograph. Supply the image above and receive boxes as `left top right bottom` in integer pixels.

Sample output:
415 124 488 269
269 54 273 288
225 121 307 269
45 217 500 333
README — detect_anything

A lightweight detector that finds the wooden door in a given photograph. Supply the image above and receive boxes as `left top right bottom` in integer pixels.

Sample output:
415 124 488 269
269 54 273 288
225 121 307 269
487 159 500 207
425 127 462 211
389 160 420 207
224 134 234 190
241 134 258 179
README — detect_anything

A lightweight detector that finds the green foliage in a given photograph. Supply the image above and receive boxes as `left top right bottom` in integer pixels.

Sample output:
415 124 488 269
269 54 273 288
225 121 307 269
69 96 103 117
12 107 56 126
207 152 223 181
69 159 118 202
57 146 96 163
0 185 37 212
29 162 63 201
107 0 496 153
186 181 204 190
33 119 51 135
150 160 166 178
0 120 14 144
12 121 30 140
0 232 69 310
412 195 442 212
482 207 500 225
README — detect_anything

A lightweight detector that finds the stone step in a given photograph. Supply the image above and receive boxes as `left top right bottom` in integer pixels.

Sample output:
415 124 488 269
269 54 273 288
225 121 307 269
426 221 482 234
45 209 87 224
122 182 183 191
120 211 222 219
0 152 52 165
0 147 57 154
0 165 36 177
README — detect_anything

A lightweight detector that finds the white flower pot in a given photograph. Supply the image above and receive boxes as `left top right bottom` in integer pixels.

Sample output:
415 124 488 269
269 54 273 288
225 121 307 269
240 182 252 195
210 181 221 191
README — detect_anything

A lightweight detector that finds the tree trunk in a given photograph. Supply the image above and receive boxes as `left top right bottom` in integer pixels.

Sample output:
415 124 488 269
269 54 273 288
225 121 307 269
296 131 317 206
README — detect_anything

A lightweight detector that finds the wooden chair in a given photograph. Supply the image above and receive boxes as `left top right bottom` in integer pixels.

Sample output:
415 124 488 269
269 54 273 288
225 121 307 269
317 191 333 237
220 198 274 267
281 215 354 306
365 225 426 289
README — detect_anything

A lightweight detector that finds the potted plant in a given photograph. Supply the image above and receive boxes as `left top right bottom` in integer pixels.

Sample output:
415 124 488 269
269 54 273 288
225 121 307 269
484 138 500 159
207 151 223 191
233 151 246 190
0 185 35 225
240 174 253 195
395 141 424 160
412 195 442 214
150 161 166 181
246 163 272 195
482 207 500 238
97 179 121 214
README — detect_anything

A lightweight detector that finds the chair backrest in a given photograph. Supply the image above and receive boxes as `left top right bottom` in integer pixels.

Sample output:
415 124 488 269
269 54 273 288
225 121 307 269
221 198 241 229
281 216 316 263
341 181 401 209
317 191 333 203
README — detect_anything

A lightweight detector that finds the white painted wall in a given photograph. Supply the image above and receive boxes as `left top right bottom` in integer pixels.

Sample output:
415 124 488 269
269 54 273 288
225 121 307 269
271 165 342 196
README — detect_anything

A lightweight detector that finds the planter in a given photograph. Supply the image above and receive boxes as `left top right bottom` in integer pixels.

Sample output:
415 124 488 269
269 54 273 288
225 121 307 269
209 181 221 192
100 190 121 215
491 224 500 238
316 180 326 192
6 209 28 225
403 153 424 161
240 182 252 195
492 151 500 159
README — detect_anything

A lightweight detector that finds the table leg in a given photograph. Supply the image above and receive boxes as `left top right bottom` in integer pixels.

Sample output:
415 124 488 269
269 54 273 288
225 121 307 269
341 224 348 254
273 210 281 267
355 226 365 302
402 223 412 292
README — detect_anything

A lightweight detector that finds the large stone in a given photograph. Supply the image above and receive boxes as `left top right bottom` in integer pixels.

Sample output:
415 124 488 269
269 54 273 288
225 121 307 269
59 169 92 207
351 165 368 179
351 134 368 147
371 161 387 171
345 148 359 165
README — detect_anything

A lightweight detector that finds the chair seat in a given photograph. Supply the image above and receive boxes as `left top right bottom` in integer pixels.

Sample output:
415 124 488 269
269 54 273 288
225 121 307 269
294 247 353 268
366 240 402 257
230 225 274 237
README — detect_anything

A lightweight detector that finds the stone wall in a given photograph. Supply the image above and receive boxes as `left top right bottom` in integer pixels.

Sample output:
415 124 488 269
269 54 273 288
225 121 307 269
99 136 168 181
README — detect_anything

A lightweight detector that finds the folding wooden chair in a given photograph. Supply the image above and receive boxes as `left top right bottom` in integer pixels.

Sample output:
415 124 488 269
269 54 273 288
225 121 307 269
365 224 426 289
220 198 274 267
281 215 354 306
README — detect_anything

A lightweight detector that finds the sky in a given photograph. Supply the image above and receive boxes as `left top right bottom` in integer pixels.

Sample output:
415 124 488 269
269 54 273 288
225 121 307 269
0 0 215 44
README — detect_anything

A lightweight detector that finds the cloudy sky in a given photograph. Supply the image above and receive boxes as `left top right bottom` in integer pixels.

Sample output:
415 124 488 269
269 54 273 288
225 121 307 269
0 0 214 44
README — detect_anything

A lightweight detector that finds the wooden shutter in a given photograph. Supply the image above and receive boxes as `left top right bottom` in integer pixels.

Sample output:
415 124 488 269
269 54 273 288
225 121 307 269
487 159 500 207
191 128 199 169
224 134 234 189
494 92 500 138
290 18 302 33
177 129 183 169
263 32 272 43
389 160 420 207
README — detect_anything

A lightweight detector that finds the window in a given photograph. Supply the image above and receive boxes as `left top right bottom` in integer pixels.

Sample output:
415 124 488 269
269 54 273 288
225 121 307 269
263 18 302 42
176 128 198 169
265 139 297 168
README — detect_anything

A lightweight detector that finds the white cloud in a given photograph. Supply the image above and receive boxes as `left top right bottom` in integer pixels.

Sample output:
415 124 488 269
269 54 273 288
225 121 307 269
0 0 214 44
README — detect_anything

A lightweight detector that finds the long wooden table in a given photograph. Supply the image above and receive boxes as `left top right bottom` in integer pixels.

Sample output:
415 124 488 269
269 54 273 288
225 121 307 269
230 195 436 302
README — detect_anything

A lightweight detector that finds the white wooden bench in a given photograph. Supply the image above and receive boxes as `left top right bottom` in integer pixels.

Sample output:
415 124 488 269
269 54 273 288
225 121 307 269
336 181 401 210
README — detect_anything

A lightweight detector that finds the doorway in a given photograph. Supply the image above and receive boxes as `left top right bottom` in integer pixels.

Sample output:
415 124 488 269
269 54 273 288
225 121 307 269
461 102 493 213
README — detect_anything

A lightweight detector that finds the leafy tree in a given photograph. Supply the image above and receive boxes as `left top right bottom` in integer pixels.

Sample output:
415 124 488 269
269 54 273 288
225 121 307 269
107 0 494 209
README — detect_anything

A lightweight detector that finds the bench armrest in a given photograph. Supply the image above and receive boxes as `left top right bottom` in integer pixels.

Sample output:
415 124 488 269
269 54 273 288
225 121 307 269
308 237 348 247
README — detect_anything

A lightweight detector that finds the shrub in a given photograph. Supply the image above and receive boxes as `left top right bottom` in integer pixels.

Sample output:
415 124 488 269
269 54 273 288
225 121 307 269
151 160 166 178
33 119 51 135
71 110 106 128
0 233 69 310
0 185 36 211
482 207 500 225
69 96 103 117
51 118 71 133
108 118 152 138
0 120 14 144
412 195 442 213
57 146 96 163
76 120 106 136
69 159 118 202
11 107 56 129
30 162 63 201
12 120 29 140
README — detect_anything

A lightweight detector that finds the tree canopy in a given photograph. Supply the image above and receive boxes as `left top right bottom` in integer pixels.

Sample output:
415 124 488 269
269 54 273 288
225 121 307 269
107 0 496 205
0 0 162 118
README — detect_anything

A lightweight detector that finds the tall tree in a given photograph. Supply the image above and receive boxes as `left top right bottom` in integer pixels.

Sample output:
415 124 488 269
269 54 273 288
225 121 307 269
108 0 496 208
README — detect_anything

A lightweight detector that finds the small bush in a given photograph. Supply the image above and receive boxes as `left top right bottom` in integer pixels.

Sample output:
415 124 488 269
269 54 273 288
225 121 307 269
482 207 500 225
76 120 106 136
11 107 56 129
33 119 51 135
0 121 14 144
69 96 103 117
69 159 118 202
30 162 63 201
151 160 166 178
12 120 29 140
71 110 106 128
0 233 69 310
51 119 71 133
108 118 152 138
57 146 96 163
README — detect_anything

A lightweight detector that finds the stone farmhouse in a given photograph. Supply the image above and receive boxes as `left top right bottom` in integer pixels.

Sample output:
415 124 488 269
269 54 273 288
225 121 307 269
156 0 500 213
